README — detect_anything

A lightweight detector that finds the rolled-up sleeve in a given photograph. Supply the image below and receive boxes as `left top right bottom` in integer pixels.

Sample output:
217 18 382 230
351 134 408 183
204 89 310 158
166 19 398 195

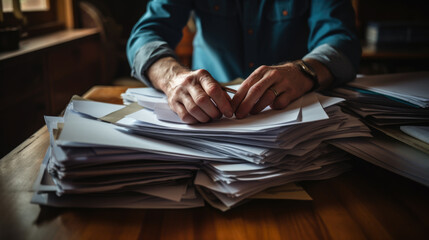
131 41 177 87
306 0 361 86
126 0 192 86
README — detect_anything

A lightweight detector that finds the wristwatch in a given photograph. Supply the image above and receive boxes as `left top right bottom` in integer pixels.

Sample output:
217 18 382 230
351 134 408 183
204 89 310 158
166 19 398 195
293 60 320 92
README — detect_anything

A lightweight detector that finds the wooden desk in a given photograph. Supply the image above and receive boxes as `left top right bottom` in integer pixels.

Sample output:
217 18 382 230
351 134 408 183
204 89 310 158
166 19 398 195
1 86 429 240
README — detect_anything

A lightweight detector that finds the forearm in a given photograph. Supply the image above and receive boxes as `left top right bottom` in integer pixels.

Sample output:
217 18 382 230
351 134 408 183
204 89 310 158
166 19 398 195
147 57 189 93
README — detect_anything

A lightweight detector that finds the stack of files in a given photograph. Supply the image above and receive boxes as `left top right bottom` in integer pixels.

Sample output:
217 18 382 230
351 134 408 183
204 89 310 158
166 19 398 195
32 114 206 209
327 71 429 187
329 71 429 126
348 71 429 108
330 132 429 187
32 87 371 211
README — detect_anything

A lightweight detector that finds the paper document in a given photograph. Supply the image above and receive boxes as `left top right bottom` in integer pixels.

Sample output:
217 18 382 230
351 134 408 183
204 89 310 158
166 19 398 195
31 86 371 211
348 71 429 108
400 125 429 144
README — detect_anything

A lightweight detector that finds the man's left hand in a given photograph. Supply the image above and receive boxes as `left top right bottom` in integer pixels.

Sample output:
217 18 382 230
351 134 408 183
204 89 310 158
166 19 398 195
232 62 314 119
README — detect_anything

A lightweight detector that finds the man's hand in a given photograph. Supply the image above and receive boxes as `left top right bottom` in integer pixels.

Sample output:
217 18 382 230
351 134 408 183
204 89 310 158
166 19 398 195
232 59 332 119
148 57 233 124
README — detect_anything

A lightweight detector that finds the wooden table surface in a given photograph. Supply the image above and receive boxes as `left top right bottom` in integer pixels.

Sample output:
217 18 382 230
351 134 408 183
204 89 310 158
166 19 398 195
1 86 429 240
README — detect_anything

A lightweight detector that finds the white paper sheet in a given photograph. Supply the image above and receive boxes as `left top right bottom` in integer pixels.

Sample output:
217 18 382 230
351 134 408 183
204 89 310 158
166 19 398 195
57 111 227 160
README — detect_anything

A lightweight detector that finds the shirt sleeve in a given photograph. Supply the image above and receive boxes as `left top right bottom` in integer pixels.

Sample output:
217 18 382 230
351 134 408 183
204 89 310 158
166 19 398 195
126 0 192 86
131 41 177 87
304 43 356 88
306 0 362 86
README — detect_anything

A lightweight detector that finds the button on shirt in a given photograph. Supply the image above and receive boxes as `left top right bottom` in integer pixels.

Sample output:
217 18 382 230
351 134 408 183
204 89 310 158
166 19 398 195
127 0 361 87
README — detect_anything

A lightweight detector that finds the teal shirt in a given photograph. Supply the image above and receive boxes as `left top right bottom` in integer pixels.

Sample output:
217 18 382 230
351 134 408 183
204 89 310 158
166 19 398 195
127 0 361 86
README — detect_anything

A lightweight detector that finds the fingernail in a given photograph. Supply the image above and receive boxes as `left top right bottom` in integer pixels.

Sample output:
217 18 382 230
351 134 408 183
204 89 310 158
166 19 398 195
226 110 233 118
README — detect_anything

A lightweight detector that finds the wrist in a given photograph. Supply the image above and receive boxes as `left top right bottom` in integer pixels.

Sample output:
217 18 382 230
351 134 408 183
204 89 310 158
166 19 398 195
301 58 333 90
147 57 189 92
293 60 320 92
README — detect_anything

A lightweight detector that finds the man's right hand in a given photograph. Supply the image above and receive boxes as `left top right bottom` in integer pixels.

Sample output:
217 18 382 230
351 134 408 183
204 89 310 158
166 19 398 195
147 57 233 124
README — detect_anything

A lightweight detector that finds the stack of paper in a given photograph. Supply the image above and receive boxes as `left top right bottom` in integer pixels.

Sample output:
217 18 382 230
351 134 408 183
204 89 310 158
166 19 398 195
348 71 429 108
32 87 371 211
327 71 429 187
32 115 206 209
330 72 429 126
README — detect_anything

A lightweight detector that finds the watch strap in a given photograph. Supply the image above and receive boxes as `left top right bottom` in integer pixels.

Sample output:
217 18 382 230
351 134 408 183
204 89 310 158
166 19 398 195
293 60 320 92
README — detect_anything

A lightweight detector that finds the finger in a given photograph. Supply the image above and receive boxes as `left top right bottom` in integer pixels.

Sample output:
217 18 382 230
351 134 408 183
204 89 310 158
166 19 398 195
170 101 198 124
270 84 306 109
181 93 211 123
198 72 234 118
250 86 278 114
223 89 233 102
235 76 275 119
231 68 265 112
187 83 221 119
220 90 232 119
270 91 293 110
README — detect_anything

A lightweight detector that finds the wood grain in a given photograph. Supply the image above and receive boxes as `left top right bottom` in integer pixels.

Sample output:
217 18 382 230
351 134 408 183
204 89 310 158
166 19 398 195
1 86 429 240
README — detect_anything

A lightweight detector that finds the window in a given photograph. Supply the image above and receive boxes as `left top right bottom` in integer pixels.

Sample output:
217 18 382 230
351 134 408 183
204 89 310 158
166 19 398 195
1 0 73 38
2 0 49 12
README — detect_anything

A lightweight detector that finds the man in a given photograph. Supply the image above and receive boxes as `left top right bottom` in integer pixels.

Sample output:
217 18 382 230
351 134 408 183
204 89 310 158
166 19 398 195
127 0 361 123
